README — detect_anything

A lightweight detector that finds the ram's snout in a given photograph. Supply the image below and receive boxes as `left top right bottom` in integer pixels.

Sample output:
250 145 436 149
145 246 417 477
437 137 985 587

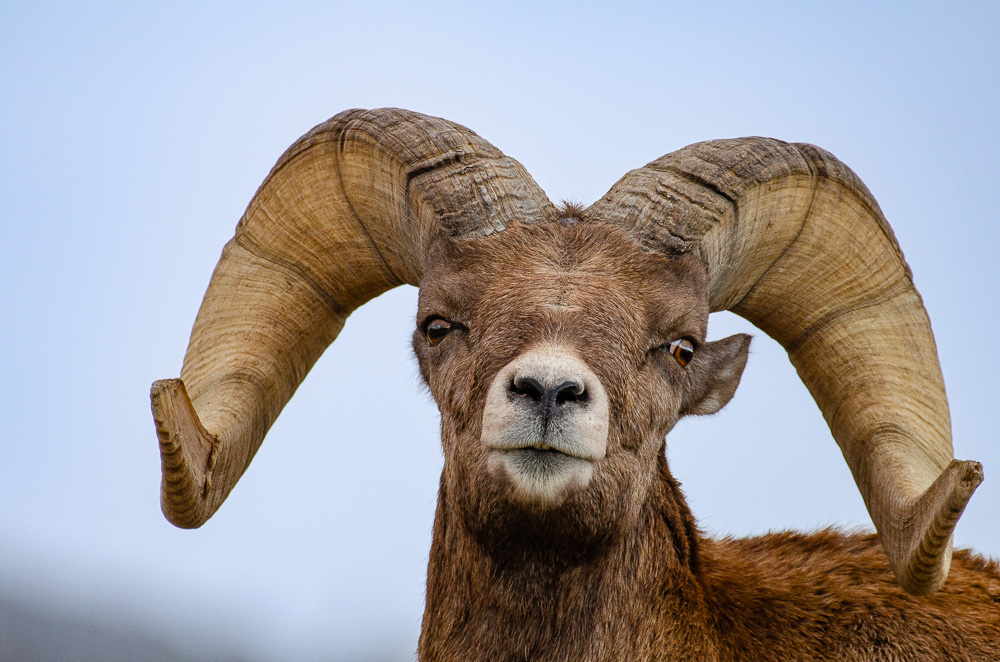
481 345 609 507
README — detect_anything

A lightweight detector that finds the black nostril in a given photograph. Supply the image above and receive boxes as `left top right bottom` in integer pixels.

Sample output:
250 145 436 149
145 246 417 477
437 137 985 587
510 375 587 411
553 380 587 406
511 375 545 403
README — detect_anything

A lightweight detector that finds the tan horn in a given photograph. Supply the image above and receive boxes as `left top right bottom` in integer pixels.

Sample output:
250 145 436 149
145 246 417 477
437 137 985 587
152 108 554 528
587 137 982 595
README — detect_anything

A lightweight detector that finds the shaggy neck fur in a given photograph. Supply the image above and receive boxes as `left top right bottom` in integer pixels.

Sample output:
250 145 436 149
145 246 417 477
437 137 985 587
418 450 1000 662
418 454 718 661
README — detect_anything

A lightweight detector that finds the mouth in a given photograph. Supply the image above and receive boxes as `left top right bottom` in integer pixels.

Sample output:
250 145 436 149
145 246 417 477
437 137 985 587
499 445 588 467
484 437 603 462
519 441 581 456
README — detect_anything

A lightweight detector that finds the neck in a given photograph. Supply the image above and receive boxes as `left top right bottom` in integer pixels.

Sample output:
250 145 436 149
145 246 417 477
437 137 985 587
419 457 717 661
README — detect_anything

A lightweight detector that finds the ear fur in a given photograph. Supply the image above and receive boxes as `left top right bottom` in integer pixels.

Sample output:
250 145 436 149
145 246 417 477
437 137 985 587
680 334 751 417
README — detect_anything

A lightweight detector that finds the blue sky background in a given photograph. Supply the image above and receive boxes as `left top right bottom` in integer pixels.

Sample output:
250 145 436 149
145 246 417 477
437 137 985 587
2 2 998 660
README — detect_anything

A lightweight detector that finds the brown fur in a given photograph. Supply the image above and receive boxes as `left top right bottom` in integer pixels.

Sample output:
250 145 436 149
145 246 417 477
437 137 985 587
410 221 1000 661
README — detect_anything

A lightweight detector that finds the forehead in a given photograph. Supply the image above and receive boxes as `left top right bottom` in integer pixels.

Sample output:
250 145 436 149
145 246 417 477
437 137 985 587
420 222 709 335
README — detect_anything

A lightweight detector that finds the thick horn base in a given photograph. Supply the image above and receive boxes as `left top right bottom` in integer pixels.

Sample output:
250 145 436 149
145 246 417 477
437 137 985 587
882 459 984 595
151 379 219 529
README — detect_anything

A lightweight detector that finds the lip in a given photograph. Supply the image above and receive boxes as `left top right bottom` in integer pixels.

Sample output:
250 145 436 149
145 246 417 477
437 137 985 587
493 446 594 472
486 440 600 462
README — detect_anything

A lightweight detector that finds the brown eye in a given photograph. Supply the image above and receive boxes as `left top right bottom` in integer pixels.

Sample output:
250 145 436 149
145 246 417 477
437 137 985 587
666 338 695 367
425 318 453 345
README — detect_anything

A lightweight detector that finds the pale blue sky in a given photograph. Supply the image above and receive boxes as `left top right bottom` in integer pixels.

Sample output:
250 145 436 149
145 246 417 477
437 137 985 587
2 2 998 660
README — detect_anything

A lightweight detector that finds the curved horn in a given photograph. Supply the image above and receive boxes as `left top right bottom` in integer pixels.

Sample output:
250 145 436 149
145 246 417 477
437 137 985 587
587 138 982 595
152 108 554 528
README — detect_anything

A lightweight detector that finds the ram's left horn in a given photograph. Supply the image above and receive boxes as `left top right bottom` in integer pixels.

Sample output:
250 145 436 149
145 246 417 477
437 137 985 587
590 137 982 594
152 108 554 528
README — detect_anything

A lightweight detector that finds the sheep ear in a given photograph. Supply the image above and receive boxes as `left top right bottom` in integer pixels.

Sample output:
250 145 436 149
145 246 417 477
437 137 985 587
680 334 751 416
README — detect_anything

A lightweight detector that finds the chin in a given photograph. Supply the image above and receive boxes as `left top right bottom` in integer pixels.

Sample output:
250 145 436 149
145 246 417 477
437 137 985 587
487 449 595 509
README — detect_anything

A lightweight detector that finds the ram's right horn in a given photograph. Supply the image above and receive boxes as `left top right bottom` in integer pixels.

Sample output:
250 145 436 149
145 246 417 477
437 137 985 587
151 108 555 528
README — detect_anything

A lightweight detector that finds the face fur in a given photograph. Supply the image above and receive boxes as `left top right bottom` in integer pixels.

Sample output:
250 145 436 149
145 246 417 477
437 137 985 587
412 221 748 561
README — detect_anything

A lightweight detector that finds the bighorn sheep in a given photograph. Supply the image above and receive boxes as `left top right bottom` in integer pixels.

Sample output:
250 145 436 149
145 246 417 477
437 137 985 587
151 108 1000 660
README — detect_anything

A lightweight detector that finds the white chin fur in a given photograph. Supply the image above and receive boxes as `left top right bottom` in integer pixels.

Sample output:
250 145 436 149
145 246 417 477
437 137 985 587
488 450 594 508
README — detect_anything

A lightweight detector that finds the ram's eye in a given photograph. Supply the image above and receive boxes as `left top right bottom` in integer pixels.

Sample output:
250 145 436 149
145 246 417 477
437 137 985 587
666 338 695 367
425 318 454 345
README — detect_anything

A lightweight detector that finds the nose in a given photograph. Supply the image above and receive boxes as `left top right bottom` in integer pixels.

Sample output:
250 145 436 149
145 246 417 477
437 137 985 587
481 344 609 467
509 374 589 417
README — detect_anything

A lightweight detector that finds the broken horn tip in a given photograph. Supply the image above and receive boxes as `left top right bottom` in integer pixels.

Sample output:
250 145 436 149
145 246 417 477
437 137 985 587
889 458 985 595
150 377 184 398
149 376 219 529
150 379 189 424
930 459 984 510
953 459 984 488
